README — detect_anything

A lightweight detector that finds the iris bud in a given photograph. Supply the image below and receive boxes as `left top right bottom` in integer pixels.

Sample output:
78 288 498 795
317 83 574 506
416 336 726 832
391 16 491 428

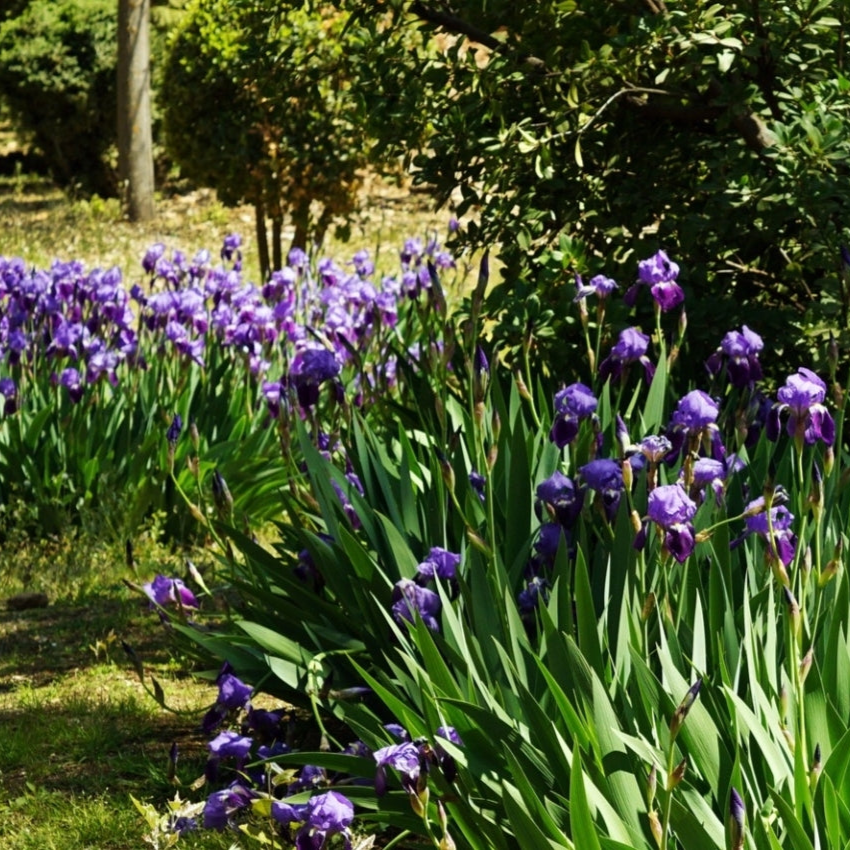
668 757 687 789
670 679 701 741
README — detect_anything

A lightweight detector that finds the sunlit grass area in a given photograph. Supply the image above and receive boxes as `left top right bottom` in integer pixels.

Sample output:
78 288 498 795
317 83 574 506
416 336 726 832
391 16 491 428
0 172 458 288
0 539 232 850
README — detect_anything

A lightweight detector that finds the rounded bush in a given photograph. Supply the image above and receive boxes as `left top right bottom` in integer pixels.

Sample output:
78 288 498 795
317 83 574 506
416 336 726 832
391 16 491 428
161 1 379 252
0 0 118 196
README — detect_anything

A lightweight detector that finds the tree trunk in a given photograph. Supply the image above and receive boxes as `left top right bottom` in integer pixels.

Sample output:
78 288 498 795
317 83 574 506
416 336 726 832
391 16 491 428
255 199 270 281
117 0 155 221
272 216 283 273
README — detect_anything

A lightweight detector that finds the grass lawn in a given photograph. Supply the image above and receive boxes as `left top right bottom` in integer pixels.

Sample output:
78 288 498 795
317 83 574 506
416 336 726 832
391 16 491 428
0 171 456 287
0 547 232 849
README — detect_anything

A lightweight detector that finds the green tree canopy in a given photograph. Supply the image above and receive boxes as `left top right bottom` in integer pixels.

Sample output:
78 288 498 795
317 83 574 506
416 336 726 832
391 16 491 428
0 0 118 196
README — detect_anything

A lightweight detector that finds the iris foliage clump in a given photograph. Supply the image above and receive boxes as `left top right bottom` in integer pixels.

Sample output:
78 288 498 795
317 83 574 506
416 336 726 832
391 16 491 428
0 232 457 539
129 242 850 850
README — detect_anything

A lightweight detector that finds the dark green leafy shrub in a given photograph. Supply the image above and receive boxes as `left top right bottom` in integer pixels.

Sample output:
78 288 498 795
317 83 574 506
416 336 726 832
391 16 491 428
0 0 118 196
161 1 384 274
346 1 850 381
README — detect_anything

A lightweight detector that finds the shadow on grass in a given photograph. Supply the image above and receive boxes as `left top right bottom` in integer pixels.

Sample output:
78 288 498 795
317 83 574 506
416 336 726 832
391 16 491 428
0 591 217 796
0 594 176 686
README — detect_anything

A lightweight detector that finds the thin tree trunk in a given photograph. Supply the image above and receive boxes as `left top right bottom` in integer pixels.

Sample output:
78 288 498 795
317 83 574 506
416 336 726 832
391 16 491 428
291 199 310 253
255 199 270 280
117 0 155 221
272 217 282 273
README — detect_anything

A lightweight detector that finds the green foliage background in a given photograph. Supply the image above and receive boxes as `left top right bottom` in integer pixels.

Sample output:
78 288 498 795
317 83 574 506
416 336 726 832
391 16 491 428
0 0 118 196
335 0 850 379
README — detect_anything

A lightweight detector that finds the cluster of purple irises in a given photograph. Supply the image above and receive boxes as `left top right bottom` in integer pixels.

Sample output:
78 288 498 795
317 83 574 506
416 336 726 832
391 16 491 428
138 234 454 417
0 234 455 417
0 255 139 405
141 642 463 847
517 251 835 617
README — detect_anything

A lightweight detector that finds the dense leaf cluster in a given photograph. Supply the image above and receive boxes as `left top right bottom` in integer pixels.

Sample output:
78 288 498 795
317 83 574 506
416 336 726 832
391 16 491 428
0 0 117 196
341 0 850 377
160 1 393 273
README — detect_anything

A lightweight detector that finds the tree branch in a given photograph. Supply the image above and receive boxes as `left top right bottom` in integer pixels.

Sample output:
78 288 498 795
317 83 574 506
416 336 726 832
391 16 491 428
408 1 546 70
623 90 775 151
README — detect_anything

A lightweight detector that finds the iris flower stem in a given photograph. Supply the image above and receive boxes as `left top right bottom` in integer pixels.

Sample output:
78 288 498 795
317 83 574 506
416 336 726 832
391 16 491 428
594 302 607 377
582 322 594 380
810 510 825 642
787 609 807 784
653 306 664 365
170 469 226 554
521 335 542 431
659 744 676 850
674 557 691 633
638 550 649 652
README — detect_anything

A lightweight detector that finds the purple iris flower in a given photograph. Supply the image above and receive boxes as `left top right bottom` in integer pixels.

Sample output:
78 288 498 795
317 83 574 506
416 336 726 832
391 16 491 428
435 726 463 746
289 764 328 794
688 457 728 504
671 390 719 433
625 250 684 311
202 669 253 734
290 346 341 409
250 708 286 742
598 327 655 384
518 576 550 620
293 791 355 850
646 484 698 563
203 661 253 729
271 800 308 827
203 784 254 831
48 320 84 360
534 522 570 562
391 579 441 631
735 497 797 567
469 469 486 502
352 249 375 278
166 413 183 445
331 471 364 529
415 547 461 582
208 730 253 763
373 741 422 796
221 233 242 268
767 368 835 446
142 574 198 609
729 788 746 850
167 815 197 836
0 376 16 415
142 242 166 274
56 367 83 403
434 726 463 782
706 326 763 389
639 434 673 463
262 380 285 420
580 458 626 521
549 382 598 448
668 389 722 461
535 470 584 529
384 723 410 741
574 274 618 301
